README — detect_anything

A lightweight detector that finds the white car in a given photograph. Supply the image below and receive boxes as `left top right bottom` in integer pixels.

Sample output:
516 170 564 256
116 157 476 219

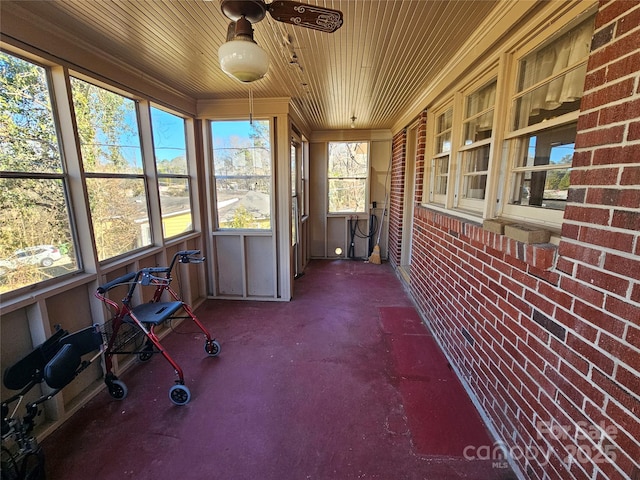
0 245 62 275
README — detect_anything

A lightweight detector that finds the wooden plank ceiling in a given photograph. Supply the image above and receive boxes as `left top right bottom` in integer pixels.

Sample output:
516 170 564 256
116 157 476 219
2 0 500 130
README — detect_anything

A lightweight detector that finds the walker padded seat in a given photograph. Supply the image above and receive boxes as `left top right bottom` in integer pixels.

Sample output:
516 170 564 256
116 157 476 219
128 301 183 326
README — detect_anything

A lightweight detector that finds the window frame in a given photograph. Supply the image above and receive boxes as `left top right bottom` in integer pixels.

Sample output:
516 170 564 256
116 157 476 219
149 104 194 240
210 118 274 231
326 141 370 215
0 52 81 295
498 13 594 228
70 75 154 262
425 103 454 206
455 77 498 213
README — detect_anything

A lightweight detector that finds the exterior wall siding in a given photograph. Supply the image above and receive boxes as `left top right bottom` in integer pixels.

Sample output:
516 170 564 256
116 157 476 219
388 129 406 268
391 1 640 478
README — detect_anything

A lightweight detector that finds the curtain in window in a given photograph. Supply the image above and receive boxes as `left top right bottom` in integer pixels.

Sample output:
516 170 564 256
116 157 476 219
517 18 593 126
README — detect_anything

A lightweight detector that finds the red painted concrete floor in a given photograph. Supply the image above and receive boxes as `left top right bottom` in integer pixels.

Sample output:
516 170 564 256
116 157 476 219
42 260 516 480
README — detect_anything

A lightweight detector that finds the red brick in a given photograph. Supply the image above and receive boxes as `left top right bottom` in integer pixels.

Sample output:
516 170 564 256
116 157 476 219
605 400 640 441
556 257 575 275
575 264 630 296
551 337 589 374
567 333 615 375
599 97 640 125
561 223 580 240
629 120 640 141
575 124 626 148
620 166 640 185
605 295 640 322
599 333 639 371
558 241 603 266
626 325 640 350
559 276 605 308
592 143 640 165
537 281 573 310
595 0 637 28
611 209 640 230
603 252 640 280
616 364 640 399
564 205 611 225
587 187 640 208
591 367 640 417
555 307 598 342
589 30 640 70
569 166 620 185
580 78 635 111
585 67 607 92
632 283 640 303
577 111 600 131
578 226 635 252
573 299 625 337
617 4 640 35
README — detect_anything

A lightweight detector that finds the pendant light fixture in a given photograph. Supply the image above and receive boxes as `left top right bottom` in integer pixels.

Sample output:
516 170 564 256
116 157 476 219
218 16 269 83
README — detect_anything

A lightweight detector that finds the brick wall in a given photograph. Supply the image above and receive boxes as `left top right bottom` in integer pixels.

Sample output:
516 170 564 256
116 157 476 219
388 129 406 268
393 1 640 478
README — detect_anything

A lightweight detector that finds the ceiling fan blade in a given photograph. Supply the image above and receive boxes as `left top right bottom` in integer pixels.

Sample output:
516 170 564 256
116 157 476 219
268 1 343 33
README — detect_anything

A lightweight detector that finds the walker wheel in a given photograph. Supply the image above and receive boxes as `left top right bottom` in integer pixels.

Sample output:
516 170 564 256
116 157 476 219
205 340 221 357
169 384 191 405
108 379 128 400
139 349 153 362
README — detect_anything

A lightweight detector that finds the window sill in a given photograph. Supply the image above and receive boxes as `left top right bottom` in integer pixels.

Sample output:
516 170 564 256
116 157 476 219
482 218 557 272
414 206 559 281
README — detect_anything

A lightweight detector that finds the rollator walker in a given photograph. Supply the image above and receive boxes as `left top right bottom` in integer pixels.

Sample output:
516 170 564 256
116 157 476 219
95 250 220 406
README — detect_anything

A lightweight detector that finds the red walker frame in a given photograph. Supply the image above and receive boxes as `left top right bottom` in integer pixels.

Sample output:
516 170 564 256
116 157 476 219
95 250 220 405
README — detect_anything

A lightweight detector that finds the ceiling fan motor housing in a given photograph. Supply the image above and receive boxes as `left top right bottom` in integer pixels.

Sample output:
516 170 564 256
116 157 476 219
220 0 266 23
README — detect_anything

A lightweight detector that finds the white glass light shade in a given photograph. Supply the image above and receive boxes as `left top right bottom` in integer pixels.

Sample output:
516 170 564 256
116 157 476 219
218 40 269 83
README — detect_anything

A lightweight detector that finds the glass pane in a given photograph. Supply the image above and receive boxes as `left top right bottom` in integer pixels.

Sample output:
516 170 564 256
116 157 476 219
461 146 489 201
328 142 368 178
0 178 78 292
437 131 451 154
462 174 487 200
71 78 143 174
515 123 576 169
437 109 453 133
0 53 63 173
518 17 594 93
466 81 496 118
433 156 449 196
514 16 593 130
151 107 187 174
463 110 494 144
511 168 570 210
158 177 193 238
150 107 192 238
212 120 271 230
328 179 367 213
464 145 490 173
86 177 151 261
513 67 586 129
510 123 575 211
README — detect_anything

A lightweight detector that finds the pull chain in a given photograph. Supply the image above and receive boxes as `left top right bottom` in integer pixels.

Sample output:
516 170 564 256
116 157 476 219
249 88 254 125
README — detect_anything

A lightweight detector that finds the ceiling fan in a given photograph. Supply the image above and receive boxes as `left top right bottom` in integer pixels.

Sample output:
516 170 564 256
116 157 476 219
217 0 343 82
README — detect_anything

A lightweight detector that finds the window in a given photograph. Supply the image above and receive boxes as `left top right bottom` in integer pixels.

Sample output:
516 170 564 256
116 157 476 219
71 78 151 261
504 16 594 220
428 107 452 205
328 142 368 213
211 120 272 229
150 107 193 239
457 80 497 211
509 123 575 210
0 52 79 293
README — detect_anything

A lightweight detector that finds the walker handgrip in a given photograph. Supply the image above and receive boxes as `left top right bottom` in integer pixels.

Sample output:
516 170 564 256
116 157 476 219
97 272 137 293
142 267 170 274
178 250 200 256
